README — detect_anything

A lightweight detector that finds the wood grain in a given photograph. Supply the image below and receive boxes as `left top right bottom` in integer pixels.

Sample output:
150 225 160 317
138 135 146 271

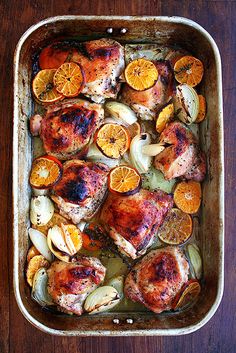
1 0 235 352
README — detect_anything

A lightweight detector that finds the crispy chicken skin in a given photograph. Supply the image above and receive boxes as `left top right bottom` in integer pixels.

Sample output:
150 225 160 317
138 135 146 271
39 99 104 160
154 121 206 181
71 38 125 103
124 246 189 313
52 160 109 224
47 257 106 315
121 60 175 120
100 189 173 259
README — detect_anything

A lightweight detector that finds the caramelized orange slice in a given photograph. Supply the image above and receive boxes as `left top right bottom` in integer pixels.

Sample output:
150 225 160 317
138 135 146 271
125 58 158 91
33 213 69 235
53 62 84 97
174 56 204 87
82 223 104 251
30 155 63 189
27 246 40 262
95 123 130 159
39 44 70 69
108 165 141 195
196 95 207 123
174 181 201 214
26 255 50 287
32 69 64 103
158 208 192 245
172 280 201 310
156 103 174 133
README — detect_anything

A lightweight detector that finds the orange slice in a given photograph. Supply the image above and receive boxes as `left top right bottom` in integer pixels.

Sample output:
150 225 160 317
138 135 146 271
158 208 192 245
174 181 201 214
62 224 83 253
26 255 50 287
195 95 207 123
156 103 174 133
127 122 141 139
39 44 70 69
124 58 159 91
33 213 69 235
29 155 63 189
82 223 104 251
27 246 40 262
32 69 64 103
174 56 204 87
172 280 201 310
95 123 130 159
108 165 141 195
53 62 84 97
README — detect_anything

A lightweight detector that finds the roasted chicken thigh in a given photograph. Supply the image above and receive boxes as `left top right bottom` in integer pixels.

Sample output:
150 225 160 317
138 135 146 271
154 121 206 181
100 189 173 259
52 160 109 224
124 246 189 313
30 99 104 160
47 257 106 315
121 60 174 120
71 38 125 103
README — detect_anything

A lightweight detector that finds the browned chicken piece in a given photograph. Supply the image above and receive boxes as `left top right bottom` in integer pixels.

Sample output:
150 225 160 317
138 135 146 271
47 257 106 315
33 99 104 160
124 246 189 313
121 60 175 120
154 121 206 181
182 150 206 182
100 189 173 259
71 38 125 103
52 160 109 224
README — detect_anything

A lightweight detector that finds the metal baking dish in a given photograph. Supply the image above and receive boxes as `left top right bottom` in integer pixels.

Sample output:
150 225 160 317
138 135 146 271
13 16 224 336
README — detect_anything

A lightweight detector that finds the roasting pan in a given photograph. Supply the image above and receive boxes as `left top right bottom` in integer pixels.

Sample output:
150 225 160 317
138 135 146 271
13 16 224 336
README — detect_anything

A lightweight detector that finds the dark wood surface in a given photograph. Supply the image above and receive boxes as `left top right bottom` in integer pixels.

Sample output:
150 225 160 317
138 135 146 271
1 1 235 352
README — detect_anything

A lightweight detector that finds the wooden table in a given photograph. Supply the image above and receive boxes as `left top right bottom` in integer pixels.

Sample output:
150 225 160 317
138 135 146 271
1 1 235 352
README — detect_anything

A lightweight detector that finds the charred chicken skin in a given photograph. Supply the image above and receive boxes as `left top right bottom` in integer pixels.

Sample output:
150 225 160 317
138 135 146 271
47 257 106 315
32 99 104 160
100 189 173 259
121 60 175 120
124 246 189 313
154 121 206 181
52 160 109 224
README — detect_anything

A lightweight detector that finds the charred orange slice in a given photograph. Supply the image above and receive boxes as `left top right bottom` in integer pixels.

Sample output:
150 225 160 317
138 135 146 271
29 155 63 189
156 103 174 133
108 165 141 195
95 123 130 159
172 280 201 310
33 213 69 235
174 181 201 214
27 246 40 263
125 58 159 91
53 62 84 97
32 69 64 103
158 208 192 245
196 95 207 123
82 223 104 251
26 255 50 287
127 122 141 139
174 56 204 87
82 233 103 252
